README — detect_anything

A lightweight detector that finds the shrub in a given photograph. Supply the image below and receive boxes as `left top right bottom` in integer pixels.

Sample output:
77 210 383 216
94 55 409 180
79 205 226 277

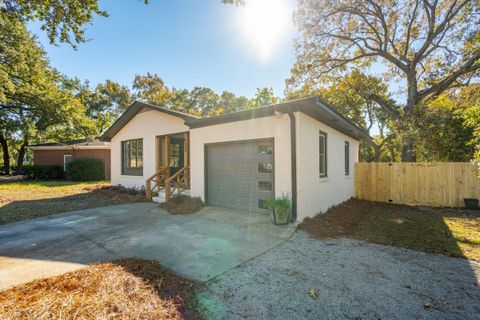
67 159 105 181
22 165 65 180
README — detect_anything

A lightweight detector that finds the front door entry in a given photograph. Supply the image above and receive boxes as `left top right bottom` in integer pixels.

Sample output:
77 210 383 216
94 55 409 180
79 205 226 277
157 134 188 177
169 137 184 176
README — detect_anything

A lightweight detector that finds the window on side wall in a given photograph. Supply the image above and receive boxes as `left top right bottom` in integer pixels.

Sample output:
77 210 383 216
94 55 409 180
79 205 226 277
319 131 327 178
122 138 143 176
63 155 72 172
345 141 350 176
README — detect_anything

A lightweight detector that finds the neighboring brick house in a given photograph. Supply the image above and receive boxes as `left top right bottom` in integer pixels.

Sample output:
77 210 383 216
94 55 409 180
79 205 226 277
28 138 111 179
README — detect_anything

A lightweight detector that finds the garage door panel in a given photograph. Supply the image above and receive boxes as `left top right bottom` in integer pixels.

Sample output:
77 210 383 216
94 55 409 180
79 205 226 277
206 139 274 213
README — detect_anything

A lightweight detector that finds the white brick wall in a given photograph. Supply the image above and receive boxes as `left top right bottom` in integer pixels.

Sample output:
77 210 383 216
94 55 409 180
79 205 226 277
296 112 359 220
110 110 189 189
190 114 292 202
110 109 359 221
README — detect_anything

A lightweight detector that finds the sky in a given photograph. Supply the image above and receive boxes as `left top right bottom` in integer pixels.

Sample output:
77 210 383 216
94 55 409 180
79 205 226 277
29 0 298 99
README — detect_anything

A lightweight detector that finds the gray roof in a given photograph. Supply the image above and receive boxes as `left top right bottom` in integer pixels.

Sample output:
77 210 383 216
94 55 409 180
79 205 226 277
28 138 110 149
101 97 371 141
28 139 89 147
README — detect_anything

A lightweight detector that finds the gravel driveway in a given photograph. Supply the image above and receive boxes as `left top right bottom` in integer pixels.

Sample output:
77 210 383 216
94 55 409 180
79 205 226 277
198 231 480 320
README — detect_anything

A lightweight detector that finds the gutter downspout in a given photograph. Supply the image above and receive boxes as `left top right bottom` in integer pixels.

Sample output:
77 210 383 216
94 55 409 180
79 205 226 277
288 112 297 221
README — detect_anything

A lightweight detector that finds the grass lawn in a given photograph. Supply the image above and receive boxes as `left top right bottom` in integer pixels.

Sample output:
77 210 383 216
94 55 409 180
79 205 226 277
0 180 146 225
299 199 480 261
0 258 200 320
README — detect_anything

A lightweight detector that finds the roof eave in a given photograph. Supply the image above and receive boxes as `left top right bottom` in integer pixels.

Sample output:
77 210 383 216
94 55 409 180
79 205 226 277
100 101 198 141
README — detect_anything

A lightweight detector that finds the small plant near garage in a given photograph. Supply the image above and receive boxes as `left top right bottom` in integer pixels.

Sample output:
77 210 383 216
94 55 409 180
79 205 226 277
266 194 291 225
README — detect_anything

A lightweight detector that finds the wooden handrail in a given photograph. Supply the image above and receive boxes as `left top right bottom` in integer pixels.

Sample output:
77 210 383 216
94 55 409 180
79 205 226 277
145 167 169 199
165 166 190 201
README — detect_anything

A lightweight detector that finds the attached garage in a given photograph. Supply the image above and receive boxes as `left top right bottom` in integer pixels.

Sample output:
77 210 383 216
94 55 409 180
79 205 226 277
205 139 274 213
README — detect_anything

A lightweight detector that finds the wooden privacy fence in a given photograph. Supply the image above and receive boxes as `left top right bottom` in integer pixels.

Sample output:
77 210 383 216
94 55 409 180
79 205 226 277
355 162 480 207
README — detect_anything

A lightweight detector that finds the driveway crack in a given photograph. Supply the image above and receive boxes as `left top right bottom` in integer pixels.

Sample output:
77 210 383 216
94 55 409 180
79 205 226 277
64 225 119 256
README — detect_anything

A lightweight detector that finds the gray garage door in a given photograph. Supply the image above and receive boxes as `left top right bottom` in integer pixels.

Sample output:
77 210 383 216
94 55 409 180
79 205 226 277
206 139 274 213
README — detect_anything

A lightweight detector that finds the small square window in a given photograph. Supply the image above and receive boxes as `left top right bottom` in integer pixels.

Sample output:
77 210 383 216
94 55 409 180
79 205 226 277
258 145 273 155
258 162 273 173
258 181 273 191
258 199 269 209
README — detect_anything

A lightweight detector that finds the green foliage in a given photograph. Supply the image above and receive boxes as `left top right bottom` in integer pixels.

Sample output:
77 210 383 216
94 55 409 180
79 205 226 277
408 84 479 162
288 70 399 162
131 73 276 117
133 73 173 106
266 194 291 223
289 0 480 161
75 79 133 135
1 0 108 47
247 88 278 109
0 15 95 172
21 165 65 180
67 159 104 181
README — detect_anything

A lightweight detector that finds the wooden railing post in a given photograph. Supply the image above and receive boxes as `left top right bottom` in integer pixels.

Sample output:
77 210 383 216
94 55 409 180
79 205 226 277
146 182 152 199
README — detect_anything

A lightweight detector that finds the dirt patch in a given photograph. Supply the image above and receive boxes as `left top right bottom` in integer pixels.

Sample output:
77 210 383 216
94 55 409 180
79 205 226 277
299 199 379 238
0 258 200 320
88 185 147 203
160 195 204 215
299 199 480 261
0 181 148 225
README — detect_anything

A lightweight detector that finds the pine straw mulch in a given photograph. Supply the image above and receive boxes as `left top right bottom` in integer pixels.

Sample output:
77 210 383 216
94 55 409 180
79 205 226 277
0 258 201 320
160 195 204 215
298 198 379 239
86 185 148 203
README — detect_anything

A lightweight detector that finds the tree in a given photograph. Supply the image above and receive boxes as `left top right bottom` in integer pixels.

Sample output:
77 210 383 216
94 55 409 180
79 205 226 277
248 88 279 109
76 80 133 135
189 87 222 116
287 70 397 161
133 73 172 106
288 0 480 161
414 86 477 161
219 91 249 113
1 0 108 47
0 15 91 172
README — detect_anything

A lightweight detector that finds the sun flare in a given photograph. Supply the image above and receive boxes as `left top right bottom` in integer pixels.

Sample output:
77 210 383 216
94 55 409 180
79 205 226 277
238 0 292 61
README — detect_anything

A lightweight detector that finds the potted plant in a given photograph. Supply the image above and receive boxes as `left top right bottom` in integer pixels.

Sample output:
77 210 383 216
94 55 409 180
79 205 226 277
464 198 479 210
266 194 291 225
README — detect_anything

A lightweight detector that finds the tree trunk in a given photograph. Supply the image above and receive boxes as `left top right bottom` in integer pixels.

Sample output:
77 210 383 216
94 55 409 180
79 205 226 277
401 142 416 162
373 144 381 162
0 134 10 175
401 75 419 163
17 137 29 170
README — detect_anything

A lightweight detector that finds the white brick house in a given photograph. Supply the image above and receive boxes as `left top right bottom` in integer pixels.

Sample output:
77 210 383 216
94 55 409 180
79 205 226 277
101 97 370 221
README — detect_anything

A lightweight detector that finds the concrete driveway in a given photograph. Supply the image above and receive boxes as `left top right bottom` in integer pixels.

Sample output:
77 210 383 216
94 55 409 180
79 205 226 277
0 203 296 290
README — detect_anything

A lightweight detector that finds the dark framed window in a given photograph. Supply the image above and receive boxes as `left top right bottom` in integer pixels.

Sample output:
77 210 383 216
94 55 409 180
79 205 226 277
345 141 350 176
258 145 273 155
258 181 273 191
258 199 269 209
319 131 327 178
122 138 143 176
170 143 180 168
258 162 273 173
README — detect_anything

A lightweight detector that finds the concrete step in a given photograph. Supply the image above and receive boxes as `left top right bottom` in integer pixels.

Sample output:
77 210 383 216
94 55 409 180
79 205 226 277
151 189 191 203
